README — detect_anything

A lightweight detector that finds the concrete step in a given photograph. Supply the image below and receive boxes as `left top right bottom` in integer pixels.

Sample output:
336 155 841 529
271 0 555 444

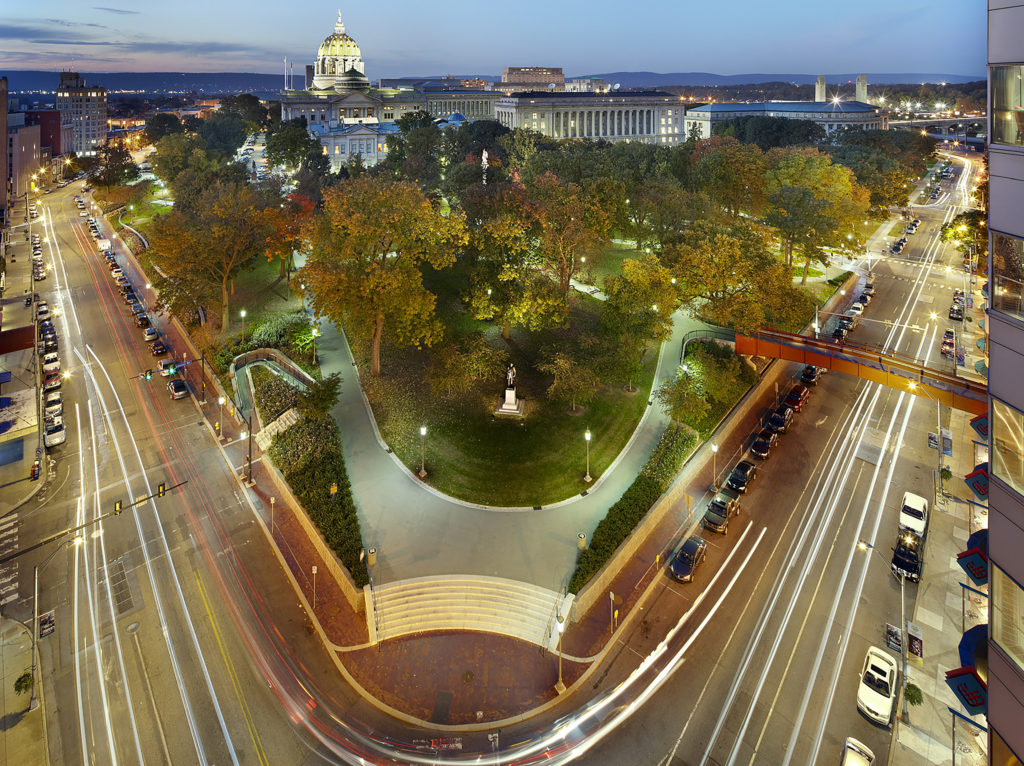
369 575 574 649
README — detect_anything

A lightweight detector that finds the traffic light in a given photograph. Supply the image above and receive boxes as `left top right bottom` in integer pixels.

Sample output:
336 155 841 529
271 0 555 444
167 364 176 375
158 482 165 498
114 500 122 513
144 369 152 381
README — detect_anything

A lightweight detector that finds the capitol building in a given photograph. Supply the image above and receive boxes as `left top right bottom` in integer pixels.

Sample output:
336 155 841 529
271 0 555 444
281 12 499 169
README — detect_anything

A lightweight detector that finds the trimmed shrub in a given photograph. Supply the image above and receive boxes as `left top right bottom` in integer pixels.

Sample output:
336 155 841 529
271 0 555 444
269 411 368 587
568 422 698 593
250 365 300 423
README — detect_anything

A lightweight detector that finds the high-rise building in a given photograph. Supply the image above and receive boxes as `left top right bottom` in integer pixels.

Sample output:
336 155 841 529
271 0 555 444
6 114 41 198
25 110 74 158
1 76 8 217
986 2 1024 763
55 71 107 155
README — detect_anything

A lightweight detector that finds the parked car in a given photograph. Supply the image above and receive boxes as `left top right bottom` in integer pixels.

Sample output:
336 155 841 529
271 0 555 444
891 531 925 583
669 536 708 583
750 428 779 460
726 460 758 493
142 327 158 342
130 303 146 316
158 358 178 376
767 405 794 433
43 372 62 391
122 291 137 304
800 365 823 387
44 417 67 447
703 489 741 534
135 314 151 328
856 647 899 727
167 379 189 400
849 302 865 316
36 305 51 321
42 352 60 374
783 384 810 413
111 268 124 279
44 391 63 419
832 326 848 342
949 304 964 321
898 491 929 537
151 341 169 356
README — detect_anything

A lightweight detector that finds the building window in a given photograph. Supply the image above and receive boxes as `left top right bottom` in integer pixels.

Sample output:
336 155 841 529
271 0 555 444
992 728 1024 766
993 565 1024 675
993 397 1024 495
992 65 1024 147
993 232 1024 322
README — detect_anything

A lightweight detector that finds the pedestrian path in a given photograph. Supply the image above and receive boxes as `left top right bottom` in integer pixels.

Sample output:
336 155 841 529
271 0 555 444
0 617 48 766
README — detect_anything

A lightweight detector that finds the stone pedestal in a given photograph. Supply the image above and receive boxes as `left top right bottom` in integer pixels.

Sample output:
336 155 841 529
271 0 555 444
495 386 524 417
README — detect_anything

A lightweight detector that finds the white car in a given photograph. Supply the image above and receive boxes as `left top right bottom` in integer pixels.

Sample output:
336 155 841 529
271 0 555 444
110 268 124 279
849 301 865 316
79 210 88 217
37 305 51 321
840 737 875 765
856 646 898 727
44 417 66 448
898 491 929 537
42 352 60 374
142 327 159 342
158 358 178 376
44 391 63 419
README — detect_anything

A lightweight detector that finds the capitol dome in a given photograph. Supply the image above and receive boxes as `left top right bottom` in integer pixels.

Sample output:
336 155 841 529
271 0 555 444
311 11 366 91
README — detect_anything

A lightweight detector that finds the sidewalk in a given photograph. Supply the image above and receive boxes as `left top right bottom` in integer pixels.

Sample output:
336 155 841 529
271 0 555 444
0 617 47 766
889 407 988 765
0 195 46 519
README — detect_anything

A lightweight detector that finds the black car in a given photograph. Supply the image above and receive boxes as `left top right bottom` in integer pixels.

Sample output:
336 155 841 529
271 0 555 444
703 489 741 534
123 291 137 304
949 305 964 320
891 531 924 583
767 405 794 433
832 326 848 341
151 341 169 356
750 428 779 460
727 460 758 493
42 339 59 353
801 365 823 387
134 314 151 328
669 536 708 583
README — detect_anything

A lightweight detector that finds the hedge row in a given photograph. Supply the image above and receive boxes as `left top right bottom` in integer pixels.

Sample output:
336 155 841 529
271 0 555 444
568 422 698 593
249 365 300 424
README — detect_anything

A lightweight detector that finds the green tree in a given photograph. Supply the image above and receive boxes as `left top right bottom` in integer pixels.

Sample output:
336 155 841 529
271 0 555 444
693 137 767 216
90 145 140 187
657 344 751 429
300 176 467 377
14 671 33 696
527 172 611 295
538 351 601 413
428 333 509 398
148 180 271 329
296 373 343 416
601 255 677 389
144 112 183 145
152 132 209 184
266 119 321 170
712 115 825 149
220 93 269 133
196 112 248 157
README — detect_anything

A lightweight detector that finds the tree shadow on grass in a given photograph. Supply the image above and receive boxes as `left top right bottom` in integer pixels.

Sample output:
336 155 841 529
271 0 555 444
0 709 27 731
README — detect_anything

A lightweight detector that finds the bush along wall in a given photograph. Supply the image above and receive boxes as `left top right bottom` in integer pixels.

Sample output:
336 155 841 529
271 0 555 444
568 422 698 593
255 376 369 588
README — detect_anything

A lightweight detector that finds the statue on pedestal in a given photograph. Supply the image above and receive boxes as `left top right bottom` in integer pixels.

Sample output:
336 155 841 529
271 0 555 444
506 363 516 389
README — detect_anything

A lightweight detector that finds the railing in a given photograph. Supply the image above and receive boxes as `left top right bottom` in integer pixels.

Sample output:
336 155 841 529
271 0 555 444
678 327 738 365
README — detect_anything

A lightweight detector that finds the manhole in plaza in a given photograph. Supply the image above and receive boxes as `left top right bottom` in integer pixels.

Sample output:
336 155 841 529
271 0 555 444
462 671 475 684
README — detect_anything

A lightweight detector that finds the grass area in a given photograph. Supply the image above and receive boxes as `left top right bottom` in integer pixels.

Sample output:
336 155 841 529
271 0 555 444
361 298 660 507
586 241 642 288
792 265 824 279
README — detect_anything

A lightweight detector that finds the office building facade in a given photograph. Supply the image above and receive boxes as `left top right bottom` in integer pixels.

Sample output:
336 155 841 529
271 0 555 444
55 72 107 155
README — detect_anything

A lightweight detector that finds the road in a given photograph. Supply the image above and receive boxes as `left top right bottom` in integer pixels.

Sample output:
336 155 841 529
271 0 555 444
12 181 346 765
562 155 980 766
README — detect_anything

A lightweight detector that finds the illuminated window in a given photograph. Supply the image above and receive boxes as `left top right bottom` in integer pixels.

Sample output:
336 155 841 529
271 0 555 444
993 398 1024 495
993 565 1024 675
993 232 1024 322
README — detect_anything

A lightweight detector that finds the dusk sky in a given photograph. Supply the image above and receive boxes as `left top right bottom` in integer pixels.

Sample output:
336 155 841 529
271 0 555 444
0 2 986 78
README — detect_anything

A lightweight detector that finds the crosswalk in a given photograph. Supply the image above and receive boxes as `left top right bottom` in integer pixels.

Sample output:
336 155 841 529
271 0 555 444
0 513 20 606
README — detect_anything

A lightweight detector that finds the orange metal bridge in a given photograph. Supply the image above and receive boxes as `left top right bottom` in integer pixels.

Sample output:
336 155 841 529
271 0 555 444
733 328 988 415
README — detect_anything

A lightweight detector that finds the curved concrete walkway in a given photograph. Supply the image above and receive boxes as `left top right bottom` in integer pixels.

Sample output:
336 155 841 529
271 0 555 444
315 305 715 592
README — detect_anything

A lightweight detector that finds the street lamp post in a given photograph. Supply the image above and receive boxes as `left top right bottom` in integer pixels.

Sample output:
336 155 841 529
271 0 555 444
858 540 909 724
129 204 134 224
312 565 318 610
217 396 225 440
311 325 319 364
554 612 567 695
711 443 719 490
240 309 247 342
31 536 84 711
241 415 253 485
419 426 427 478
907 382 944 497
584 429 592 483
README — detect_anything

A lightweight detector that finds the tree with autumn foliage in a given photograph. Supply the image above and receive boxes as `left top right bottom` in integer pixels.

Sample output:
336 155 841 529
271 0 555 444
299 176 467 377
527 172 611 296
148 180 272 330
263 193 315 282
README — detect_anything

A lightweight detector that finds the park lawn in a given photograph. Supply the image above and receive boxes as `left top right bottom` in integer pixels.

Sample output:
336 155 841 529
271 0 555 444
792 264 823 280
587 242 642 288
361 292 660 507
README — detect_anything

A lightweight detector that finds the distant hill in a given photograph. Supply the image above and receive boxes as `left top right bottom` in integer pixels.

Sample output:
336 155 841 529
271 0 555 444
0 69 984 97
3 70 284 96
586 72 984 88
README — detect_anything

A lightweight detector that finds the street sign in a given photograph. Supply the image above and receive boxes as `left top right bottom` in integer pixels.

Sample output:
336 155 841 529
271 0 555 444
329 482 338 496
886 623 902 653
908 621 924 663
941 428 953 457
39 610 55 638
928 432 939 450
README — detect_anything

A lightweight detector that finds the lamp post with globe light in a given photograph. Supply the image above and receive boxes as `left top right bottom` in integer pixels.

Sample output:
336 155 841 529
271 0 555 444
584 429 592 482
419 426 427 478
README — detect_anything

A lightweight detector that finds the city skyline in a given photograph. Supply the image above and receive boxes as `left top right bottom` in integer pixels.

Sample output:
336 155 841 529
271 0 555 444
1 1 986 78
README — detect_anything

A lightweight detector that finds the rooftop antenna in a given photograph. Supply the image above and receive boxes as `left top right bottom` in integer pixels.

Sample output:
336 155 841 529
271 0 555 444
284 57 288 91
